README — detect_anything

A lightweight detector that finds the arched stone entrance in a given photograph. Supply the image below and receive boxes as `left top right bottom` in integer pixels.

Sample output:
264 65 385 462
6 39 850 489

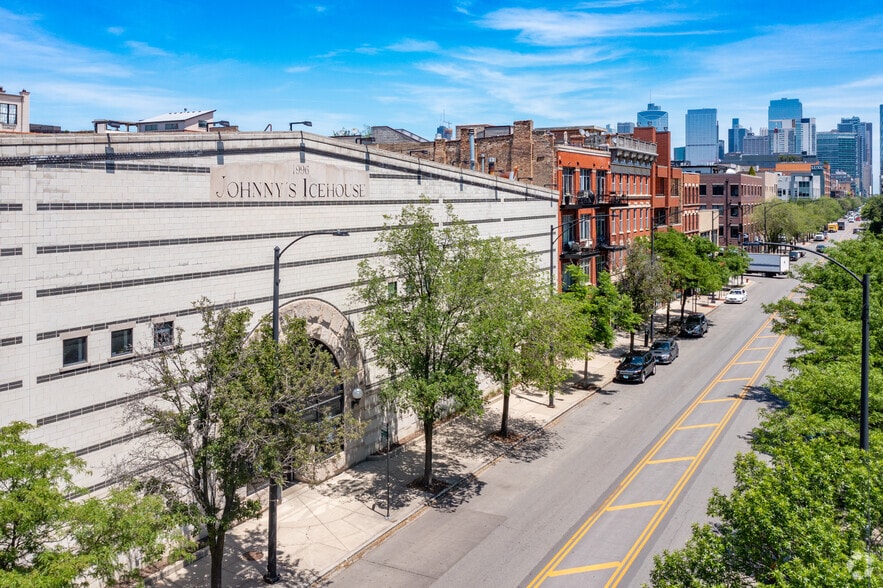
276 297 370 477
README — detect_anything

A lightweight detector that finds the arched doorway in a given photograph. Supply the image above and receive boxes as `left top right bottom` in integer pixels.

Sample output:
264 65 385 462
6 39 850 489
276 297 368 479
302 339 344 424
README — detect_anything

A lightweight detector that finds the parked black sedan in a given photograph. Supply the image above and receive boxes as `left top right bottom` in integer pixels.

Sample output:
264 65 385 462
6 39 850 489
650 338 679 364
616 351 657 383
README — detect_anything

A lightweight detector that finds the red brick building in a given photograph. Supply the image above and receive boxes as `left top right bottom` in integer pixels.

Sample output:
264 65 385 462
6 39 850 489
542 126 657 287
367 120 705 288
698 172 764 245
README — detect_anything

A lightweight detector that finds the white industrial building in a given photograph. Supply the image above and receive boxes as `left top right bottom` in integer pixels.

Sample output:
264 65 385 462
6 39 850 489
0 129 555 492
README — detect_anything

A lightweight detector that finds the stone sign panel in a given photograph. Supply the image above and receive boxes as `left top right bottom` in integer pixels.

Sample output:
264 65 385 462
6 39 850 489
211 161 369 200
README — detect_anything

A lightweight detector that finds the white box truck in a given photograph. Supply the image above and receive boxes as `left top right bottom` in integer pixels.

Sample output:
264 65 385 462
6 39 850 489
747 253 790 276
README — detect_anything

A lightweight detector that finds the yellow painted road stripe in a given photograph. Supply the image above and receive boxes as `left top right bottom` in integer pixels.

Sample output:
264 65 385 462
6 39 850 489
527 313 786 588
646 456 695 465
607 500 665 511
606 326 785 587
549 562 621 576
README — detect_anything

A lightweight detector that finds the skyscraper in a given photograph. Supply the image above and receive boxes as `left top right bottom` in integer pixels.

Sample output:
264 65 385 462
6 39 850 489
743 130 770 155
728 118 747 153
768 98 803 156
795 118 816 156
637 103 669 131
617 122 636 134
837 116 872 196
768 98 802 124
685 108 719 165
817 131 860 195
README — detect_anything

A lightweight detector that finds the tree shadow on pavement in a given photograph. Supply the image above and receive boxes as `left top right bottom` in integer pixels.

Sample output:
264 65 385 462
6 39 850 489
429 473 486 513
437 410 561 465
501 427 563 464
318 446 439 512
742 384 787 410
155 526 322 588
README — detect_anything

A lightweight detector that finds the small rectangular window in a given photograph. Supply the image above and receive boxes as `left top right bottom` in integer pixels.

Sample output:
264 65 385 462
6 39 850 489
111 328 134 356
387 282 398 297
63 336 88 366
154 321 174 348
164 122 179 130
0 103 17 125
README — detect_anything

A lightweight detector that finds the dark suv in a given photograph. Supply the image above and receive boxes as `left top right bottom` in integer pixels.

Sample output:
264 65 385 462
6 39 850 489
680 313 708 337
650 338 679 364
616 351 657 383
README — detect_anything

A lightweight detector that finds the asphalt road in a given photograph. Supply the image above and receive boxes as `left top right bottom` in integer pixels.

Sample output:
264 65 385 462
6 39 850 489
325 272 800 587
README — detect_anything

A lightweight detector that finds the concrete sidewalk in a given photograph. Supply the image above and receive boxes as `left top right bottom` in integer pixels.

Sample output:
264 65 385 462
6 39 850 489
149 293 735 588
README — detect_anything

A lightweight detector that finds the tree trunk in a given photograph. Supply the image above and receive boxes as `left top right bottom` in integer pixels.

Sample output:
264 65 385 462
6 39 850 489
583 352 589 383
500 372 510 438
631 331 636 351
422 418 434 487
208 527 226 588
665 301 672 332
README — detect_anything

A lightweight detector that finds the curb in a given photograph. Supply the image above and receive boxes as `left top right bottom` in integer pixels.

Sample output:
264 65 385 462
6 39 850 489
312 375 612 585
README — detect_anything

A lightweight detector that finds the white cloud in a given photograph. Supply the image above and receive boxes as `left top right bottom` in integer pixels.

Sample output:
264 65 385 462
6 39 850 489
575 0 645 7
476 7 702 46
285 65 312 74
124 40 171 57
451 45 621 68
387 39 440 53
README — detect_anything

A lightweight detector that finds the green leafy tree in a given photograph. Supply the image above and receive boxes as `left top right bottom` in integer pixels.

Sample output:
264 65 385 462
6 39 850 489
803 197 845 232
861 195 883 234
716 245 749 282
619 240 673 348
355 202 486 487
519 292 583 408
650 233 883 586
127 301 351 588
652 230 726 320
0 422 173 587
472 237 548 438
750 201 804 243
651 439 882 587
563 266 642 376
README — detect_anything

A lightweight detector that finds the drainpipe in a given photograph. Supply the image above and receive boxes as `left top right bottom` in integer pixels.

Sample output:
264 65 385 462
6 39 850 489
469 129 475 170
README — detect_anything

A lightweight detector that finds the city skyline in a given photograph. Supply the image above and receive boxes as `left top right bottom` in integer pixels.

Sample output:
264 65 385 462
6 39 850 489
3 1 883 189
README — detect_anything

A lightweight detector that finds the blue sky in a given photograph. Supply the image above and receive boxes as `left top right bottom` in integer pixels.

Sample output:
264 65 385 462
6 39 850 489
4 1 883 185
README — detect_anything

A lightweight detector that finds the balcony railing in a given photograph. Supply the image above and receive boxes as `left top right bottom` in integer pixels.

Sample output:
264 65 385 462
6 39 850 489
562 191 625 207
560 239 598 257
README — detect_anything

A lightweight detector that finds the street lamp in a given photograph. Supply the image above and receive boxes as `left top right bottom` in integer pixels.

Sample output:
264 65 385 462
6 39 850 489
649 220 661 342
265 229 349 584
549 220 578 291
759 241 869 451
289 121 312 130
550 212 620 291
